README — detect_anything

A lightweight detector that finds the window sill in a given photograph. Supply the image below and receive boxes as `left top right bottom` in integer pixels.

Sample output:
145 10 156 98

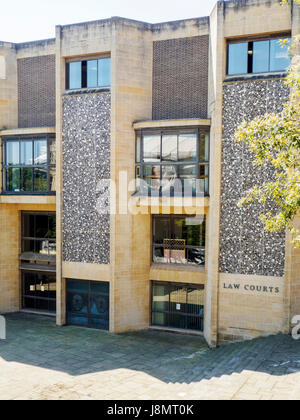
0 195 56 204
151 263 205 273
224 71 287 83
63 87 110 96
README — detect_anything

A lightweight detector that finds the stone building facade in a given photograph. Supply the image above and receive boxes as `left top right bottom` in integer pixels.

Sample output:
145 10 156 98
0 0 299 346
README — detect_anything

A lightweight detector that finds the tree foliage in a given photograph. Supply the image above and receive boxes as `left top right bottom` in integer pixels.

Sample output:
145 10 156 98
234 1 300 247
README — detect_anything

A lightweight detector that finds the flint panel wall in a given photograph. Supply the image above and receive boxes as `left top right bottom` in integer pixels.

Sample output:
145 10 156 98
62 92 111 265
220 79 289 277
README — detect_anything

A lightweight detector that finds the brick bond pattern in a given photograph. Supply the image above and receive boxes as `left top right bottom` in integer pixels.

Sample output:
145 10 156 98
153 35 209 120
62 93 111 265
18 55 56 128
220 79 289 277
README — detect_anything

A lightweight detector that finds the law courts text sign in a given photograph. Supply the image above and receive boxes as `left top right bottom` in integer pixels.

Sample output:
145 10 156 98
220 274 284 298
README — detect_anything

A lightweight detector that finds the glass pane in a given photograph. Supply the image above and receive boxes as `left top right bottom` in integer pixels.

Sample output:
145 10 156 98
187 248 205 266
20 141 33 165
49 138 56 165
144 166 161 192
67 280 89 292
90 317 109 330
67 292 89 315
136 134 141 163
98 58 111 87
90 282 109 294
152 284 170 312
253 40 270 73
162 135 178 162
33 168 47 191
48 241 56 255
153 246 169 264
48 215 56 238
179 165 196 177
153 217 171 244
152 312 168 327
20 168 33 192
170 286 187 314
270 39 291 72
161 165 177 192
90 294 109 316
143 135 161 162
50 167 56 192
228 43 248 75
35 214 49 238
69 61 82 89
6 141 19 165
6 168 20 192
87 60 98 88
34 140 47 165
200 134 209 162
22 213 35 238
174 216 204 247
23 272 37 297
178 133 197 162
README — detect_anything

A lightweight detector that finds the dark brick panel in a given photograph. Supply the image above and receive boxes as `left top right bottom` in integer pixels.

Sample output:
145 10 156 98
153 35 209 120
18 55 56 128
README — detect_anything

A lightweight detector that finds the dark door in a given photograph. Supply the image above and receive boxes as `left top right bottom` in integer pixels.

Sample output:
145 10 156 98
66 280 109 330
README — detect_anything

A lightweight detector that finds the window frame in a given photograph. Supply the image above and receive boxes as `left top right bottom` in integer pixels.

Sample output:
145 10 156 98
65 55 111 90
226 33 291 76
1 135 56 195
151 281 205 332
21 211 57 257
152 214 206 267
135 127 210 197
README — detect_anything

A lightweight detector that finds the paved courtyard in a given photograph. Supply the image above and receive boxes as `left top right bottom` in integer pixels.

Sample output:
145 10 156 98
0 313 300 400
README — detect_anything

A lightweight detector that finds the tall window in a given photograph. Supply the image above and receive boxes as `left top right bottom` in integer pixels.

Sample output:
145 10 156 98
66 57 111 90
135 129 209 196
152 215 206 266
227 36 291 76
22 212 56 257
2 136 56 194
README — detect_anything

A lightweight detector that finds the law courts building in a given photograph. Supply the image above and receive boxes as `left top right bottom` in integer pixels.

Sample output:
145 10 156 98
0 0 299 347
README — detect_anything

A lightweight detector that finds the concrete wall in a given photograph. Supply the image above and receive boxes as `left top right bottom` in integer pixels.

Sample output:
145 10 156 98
0 42 17 129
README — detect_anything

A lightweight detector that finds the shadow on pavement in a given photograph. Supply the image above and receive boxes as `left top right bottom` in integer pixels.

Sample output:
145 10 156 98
1 313 300 384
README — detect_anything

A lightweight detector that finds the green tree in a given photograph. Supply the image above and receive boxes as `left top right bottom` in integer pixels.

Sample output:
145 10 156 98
234 0 300 248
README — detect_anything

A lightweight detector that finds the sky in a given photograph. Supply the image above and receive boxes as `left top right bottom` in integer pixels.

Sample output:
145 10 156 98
0 0 218 43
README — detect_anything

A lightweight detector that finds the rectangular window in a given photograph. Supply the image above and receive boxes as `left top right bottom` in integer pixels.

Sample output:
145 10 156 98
152 282 205 332
2 136 56 194
66 57 111 90
22 212 56 257
227 36 291 76
152 214 206 266
135 129 209 197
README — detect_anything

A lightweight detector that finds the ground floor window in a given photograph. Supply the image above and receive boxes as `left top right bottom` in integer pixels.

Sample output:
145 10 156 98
66 280 109 330
22 271 56 313
152 282 205 332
